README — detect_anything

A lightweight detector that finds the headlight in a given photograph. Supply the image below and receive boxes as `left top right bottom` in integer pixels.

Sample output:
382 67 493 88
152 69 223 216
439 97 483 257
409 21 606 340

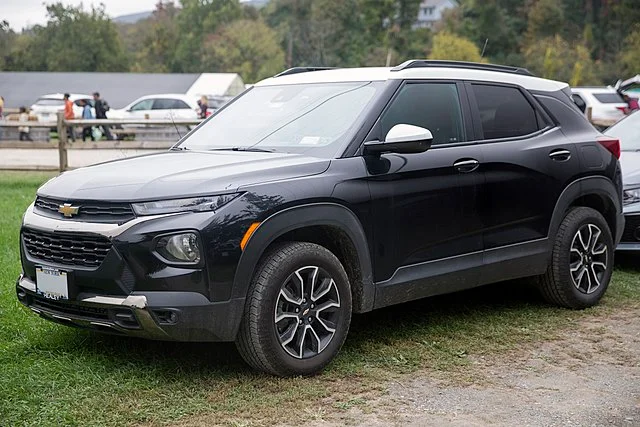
132 194 239 215
623 187 640 205
156 233 201 264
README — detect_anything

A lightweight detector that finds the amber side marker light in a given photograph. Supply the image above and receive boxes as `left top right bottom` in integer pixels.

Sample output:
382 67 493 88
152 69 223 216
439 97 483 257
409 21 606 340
240 222 261 251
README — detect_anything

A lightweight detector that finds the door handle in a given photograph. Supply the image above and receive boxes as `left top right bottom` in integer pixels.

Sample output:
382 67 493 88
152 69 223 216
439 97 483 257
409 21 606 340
453 159 480 173
549 149 571 161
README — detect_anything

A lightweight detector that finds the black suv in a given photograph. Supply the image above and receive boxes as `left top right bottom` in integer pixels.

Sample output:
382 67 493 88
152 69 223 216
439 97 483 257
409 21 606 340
16 61 624 376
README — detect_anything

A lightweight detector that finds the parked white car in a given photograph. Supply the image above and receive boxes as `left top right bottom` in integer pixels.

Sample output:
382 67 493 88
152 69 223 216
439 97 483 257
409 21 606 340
571 87 627 125
30 93 94 123
107 94 199 121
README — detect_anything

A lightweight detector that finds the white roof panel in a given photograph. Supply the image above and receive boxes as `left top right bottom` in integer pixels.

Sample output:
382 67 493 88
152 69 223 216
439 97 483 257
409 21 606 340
256 66 568 93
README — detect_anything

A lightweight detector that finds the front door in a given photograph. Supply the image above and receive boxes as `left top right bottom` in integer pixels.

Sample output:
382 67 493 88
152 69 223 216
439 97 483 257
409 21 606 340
364 81 484 307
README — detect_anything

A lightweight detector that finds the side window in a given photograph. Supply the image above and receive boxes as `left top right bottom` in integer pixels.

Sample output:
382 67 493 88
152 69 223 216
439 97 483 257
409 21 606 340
571 94 587 113
472 84 540 140
130 99 154 111
171 100 191 109
379 82 466 146
152 99 176 110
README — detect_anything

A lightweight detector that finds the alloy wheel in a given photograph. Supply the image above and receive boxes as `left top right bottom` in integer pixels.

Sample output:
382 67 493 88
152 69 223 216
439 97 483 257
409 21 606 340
274 266 341 359
569 223 608 294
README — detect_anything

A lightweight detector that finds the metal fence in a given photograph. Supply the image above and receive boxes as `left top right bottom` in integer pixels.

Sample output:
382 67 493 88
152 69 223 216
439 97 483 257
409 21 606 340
0 112 202 171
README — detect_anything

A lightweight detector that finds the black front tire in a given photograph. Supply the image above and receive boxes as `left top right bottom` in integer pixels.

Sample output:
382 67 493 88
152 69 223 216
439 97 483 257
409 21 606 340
236 242 352 376
537 207 614 309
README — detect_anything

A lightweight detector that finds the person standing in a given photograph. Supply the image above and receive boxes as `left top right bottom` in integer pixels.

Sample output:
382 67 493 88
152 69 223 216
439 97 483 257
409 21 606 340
81 100 95 142
199 95 209 119
93 92 114 140
63 93 76 141
18 106 32 141
623 93 639 112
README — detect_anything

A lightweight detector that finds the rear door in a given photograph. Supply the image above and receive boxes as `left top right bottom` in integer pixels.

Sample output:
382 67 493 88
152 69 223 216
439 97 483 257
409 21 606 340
466 82 580 280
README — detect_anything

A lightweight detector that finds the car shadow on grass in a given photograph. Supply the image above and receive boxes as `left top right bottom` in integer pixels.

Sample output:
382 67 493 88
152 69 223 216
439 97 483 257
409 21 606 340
44 279 545 375
41 258 638 379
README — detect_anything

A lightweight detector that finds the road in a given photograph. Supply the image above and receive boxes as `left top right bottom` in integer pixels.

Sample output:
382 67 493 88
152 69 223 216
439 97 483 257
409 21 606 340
0 148 165 170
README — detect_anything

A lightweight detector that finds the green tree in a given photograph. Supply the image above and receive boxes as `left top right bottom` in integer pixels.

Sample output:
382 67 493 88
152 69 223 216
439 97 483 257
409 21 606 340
524 35 600 84
525 0 565 42
125 2 180 73
618 27 640 77
201 19 285 82
452 0 525 63
173 0 243 72
20 3 128 72
0 21 19 70
428 31 484 62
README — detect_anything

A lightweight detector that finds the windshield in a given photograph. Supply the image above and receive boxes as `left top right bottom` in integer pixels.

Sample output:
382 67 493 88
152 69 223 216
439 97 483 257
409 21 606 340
179 82 382 158
35 98 64 106
607 112 640 151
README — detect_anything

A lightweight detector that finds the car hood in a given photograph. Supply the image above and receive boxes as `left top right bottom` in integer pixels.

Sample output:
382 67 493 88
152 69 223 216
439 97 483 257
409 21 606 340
621 151 640 187
38 150 331 201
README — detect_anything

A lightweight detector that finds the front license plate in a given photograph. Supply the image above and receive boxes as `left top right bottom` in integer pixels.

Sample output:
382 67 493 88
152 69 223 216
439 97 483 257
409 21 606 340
36 267 69 300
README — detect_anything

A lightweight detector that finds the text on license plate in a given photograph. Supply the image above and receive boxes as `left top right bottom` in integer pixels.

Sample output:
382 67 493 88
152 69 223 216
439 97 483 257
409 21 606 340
36 267 69 300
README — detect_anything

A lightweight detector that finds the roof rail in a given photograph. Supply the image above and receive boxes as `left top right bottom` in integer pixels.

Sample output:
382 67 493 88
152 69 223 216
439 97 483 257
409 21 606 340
391 60 534 77
274 67 337 78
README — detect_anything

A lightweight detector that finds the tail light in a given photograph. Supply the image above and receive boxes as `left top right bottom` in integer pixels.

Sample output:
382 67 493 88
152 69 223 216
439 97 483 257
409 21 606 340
616 106 628 113
597 136 620 159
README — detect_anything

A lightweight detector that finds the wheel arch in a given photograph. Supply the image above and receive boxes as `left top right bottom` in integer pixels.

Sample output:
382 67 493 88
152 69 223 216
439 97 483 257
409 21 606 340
550 176 621 242
232 203 375 313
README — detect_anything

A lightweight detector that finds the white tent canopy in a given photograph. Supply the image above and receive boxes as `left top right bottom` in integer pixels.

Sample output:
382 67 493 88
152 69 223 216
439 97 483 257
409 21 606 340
187 73 246 98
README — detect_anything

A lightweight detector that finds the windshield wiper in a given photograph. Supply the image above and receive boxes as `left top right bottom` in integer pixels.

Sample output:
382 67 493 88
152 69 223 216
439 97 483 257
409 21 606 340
208 147 275 153
170 146 189 151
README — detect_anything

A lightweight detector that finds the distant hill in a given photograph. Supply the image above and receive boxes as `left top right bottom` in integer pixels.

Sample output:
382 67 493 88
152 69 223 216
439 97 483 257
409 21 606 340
112 11 153 24
112 0 269 24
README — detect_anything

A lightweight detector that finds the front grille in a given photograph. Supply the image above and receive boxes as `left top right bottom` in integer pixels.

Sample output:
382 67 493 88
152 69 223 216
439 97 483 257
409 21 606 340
22 228 111 268
621 215 640 242
32 296 109 320
35 197 135 223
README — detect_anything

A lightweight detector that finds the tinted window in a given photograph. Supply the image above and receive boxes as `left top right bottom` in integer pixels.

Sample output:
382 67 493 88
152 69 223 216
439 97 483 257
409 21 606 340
152 99 177 110
379 83 465 145
131 99 154 111
593 93 625 104
172 100 191 109
35 98 64 106
472 84 539 140
572 94 587 113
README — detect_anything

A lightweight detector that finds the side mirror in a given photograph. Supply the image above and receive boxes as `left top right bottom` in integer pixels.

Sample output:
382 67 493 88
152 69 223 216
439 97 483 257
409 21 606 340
364 124 433 155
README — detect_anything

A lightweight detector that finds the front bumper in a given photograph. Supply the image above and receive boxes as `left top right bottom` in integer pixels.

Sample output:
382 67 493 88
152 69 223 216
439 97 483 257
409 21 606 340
16 274 244 341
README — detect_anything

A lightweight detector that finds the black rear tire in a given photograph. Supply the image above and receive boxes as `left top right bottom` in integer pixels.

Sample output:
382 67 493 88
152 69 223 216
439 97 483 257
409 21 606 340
236 242 352 376
537 207 614 309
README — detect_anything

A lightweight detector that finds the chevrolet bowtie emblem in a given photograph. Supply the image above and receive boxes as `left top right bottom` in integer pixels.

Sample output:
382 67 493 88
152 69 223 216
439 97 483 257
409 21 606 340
58 203 80 217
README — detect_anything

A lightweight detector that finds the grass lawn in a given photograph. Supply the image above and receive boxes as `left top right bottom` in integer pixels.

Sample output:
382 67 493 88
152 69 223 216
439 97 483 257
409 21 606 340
0 171 638 426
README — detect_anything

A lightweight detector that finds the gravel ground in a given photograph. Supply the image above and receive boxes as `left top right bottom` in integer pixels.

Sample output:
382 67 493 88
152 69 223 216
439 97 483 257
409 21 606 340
311 307 640 427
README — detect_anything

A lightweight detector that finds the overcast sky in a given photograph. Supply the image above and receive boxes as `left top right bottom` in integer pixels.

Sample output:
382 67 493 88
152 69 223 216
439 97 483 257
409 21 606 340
2 0 163 31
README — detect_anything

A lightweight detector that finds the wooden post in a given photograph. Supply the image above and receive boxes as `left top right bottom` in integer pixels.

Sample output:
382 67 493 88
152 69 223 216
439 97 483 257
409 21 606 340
56 111 68 172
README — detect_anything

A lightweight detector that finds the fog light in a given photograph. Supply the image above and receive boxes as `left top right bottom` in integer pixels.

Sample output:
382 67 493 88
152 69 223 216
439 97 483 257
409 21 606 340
157 233 201 263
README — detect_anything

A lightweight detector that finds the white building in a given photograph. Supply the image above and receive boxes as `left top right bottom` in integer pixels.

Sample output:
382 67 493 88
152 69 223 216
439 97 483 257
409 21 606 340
414 0 457 29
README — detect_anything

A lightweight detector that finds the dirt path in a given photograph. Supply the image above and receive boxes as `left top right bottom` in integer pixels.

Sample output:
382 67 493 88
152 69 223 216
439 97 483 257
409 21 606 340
311 307 640 426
